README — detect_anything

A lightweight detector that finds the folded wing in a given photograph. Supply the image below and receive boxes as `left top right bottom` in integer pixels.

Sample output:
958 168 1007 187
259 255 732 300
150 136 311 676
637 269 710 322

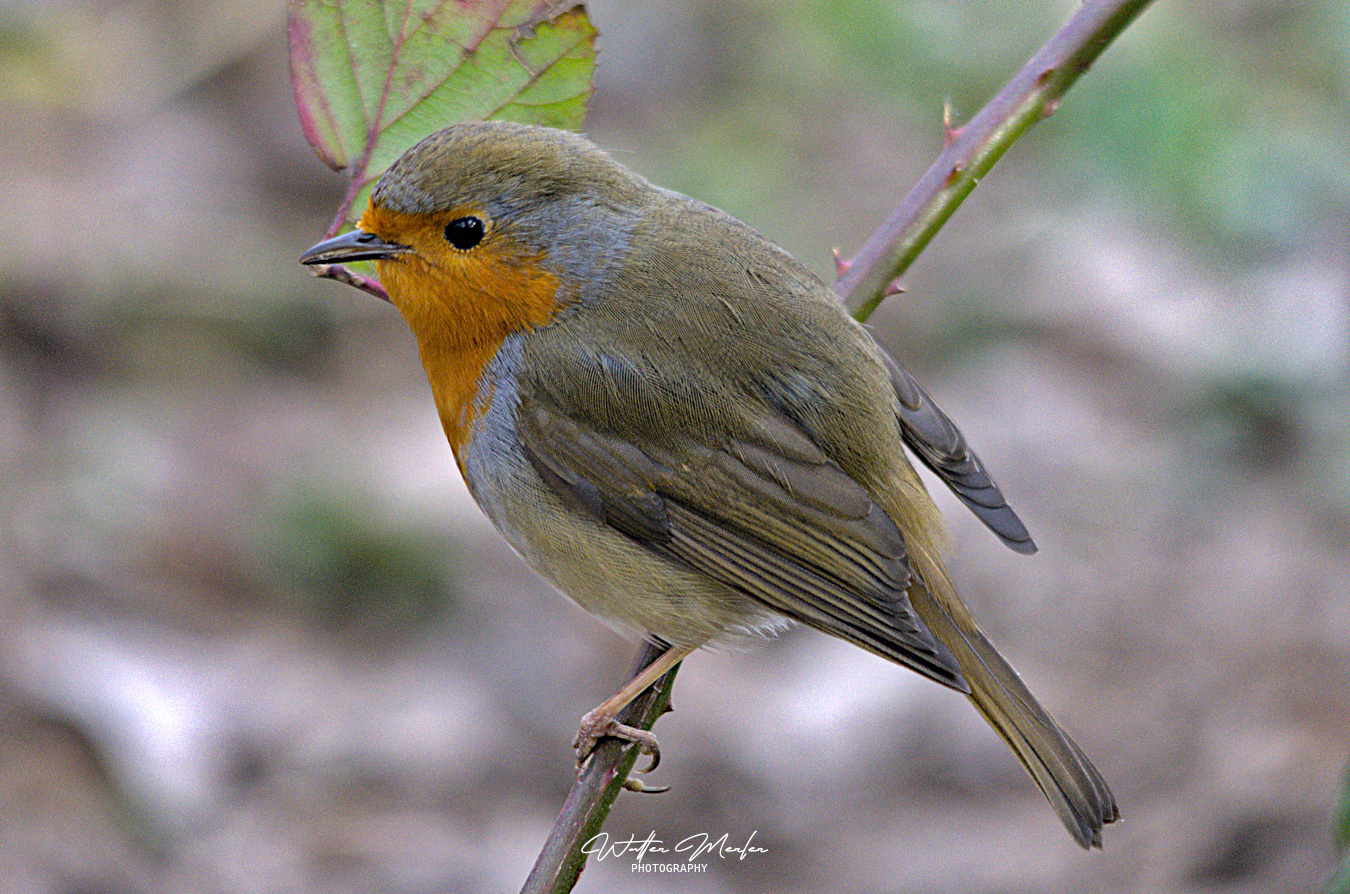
516 392 968 692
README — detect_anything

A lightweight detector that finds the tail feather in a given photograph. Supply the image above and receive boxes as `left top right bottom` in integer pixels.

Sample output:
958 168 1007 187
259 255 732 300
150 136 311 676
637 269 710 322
906 559 1118 848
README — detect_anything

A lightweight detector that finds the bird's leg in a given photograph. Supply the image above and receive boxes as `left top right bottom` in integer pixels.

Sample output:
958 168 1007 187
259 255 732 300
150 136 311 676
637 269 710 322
573 642 693 771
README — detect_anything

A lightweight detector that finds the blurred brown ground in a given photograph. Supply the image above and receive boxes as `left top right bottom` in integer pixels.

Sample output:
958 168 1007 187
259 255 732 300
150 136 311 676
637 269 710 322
2 1 1349 892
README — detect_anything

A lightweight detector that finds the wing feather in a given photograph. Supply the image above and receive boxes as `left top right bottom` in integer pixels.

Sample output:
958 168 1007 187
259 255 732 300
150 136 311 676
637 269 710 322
878 347 1037 554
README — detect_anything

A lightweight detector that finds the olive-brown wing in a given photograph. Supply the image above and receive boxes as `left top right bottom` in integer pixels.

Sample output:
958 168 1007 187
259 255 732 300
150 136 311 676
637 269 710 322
516 392 968 692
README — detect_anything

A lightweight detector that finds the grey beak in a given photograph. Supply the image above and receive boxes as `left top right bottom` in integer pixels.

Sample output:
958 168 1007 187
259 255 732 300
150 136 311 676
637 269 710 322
300 229 408 265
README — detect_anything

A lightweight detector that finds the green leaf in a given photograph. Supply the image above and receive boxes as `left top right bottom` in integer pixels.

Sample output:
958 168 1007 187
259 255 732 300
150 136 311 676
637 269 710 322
288 0 598 230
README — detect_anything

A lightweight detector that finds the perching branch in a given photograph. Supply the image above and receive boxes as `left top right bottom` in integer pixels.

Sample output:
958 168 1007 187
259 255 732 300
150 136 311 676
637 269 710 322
838 0 1156 323
520 641 680 894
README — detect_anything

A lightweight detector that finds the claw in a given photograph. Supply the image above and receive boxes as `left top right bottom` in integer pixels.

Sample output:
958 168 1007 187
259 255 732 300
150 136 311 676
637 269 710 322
623 777 671 794
637 738 661 773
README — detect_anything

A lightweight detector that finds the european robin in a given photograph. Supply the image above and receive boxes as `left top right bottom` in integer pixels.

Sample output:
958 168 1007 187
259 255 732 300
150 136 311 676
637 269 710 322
301 121 1117 847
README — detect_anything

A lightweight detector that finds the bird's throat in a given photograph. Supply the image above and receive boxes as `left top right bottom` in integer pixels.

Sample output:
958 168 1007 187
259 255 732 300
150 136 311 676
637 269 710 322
376 254 561 461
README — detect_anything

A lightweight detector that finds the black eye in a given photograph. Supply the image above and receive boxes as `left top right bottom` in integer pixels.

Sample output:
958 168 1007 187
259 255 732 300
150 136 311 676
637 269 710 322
444 216 485 250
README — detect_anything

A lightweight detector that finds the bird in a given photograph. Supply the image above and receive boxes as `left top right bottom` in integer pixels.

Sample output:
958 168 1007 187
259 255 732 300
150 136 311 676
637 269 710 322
300 119 1117 848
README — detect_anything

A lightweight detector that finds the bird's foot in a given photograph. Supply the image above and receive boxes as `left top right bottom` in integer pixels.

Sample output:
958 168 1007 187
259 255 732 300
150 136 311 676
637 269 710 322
573 707 662 774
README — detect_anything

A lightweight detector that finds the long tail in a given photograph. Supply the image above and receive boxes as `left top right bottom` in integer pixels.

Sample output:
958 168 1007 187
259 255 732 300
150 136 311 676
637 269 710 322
906 553 1119 848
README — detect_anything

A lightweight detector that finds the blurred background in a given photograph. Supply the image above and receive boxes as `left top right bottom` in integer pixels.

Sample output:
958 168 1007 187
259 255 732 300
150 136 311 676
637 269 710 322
3 0 1349 891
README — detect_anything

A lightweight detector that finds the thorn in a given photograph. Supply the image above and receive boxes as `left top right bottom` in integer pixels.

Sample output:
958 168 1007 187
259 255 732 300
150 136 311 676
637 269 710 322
1041 96 1062 119
943 163 963 188
833 247 853 277
943 100 962 145
1035 66 1056 85
882 277 906 297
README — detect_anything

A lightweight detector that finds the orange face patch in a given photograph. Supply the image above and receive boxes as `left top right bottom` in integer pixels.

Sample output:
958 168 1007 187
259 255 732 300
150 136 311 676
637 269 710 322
358 201 562 456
